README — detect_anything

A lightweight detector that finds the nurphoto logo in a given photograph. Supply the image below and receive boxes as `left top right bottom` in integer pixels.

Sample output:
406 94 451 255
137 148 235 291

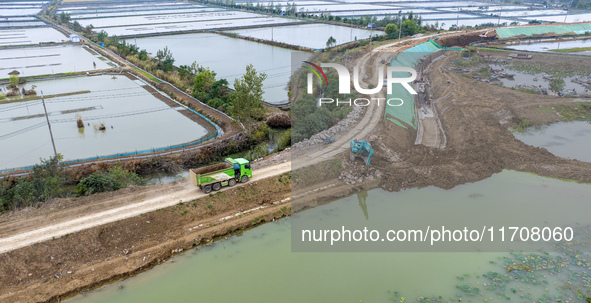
304 61 418 107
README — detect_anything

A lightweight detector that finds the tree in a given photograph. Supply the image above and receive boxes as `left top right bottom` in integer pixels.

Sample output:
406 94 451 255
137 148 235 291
401 19 420 36
549 77 565 94
162 57 175 72
326 36 337 49
155 46 174 71
96 30 108 42
85 24 94 36
138 49 148 61
231 64 267 133
72 21 82 32
385 23 398 37
193 68 217 94
9 75 18 88
156 46 172 62
59 12 70 24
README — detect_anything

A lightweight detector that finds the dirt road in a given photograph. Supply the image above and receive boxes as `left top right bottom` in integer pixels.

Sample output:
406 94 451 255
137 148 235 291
0 161 290 254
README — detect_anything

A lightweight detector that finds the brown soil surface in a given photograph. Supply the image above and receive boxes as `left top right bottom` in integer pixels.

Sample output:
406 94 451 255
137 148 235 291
0 173 292 303
365 52 591 192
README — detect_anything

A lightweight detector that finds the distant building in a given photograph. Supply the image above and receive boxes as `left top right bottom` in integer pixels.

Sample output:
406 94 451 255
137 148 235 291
69 34 81 43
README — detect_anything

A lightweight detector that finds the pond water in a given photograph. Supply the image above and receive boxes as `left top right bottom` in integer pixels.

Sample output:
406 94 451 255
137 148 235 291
58 3 200 14
514 121 591 162
65 170 591 303
0 75 209 170
0 45 115 78
0 8 42 16
330 9 449 17
98 16 298 36
285 3 397 12
132 32 307 104
491 9 567 17
506 38 591 55
0 21 45 28
230 23 374 49
524 12 591 23
70 7 223 19
0 27 67 45
489 64 591 93
76 10 267 28
438 5 530 11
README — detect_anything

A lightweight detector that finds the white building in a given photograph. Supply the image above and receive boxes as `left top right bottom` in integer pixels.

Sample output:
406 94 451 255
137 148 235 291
69 34 81 43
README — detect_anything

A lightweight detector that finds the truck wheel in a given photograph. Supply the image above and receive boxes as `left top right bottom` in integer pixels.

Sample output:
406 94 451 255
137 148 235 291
212 182 222 191
203 185 212 194
241 175 249 183
228 179 236 187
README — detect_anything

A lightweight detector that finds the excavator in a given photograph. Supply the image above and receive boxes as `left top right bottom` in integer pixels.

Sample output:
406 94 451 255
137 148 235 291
350 139 373 166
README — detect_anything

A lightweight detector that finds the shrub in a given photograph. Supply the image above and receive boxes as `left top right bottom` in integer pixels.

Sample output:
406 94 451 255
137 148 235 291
76 166 143 196
276 129 291 151
265 113 291 128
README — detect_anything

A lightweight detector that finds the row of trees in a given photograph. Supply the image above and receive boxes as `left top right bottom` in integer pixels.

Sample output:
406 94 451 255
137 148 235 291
61 23 268 128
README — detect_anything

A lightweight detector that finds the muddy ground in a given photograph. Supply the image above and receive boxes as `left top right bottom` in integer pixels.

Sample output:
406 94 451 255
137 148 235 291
343 50 591 193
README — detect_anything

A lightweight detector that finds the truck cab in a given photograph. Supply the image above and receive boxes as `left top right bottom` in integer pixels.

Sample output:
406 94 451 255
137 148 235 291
227 158 252 183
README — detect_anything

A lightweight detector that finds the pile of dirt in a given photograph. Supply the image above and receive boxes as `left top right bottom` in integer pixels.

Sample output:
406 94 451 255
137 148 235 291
436 30 492 47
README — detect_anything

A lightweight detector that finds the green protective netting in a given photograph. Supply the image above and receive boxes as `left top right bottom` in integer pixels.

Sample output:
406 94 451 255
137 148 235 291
496 22 591 38
385 40 441 129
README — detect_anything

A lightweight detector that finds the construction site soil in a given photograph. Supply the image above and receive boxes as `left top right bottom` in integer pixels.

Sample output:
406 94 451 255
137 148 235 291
2 30 591 303
0 173 292 303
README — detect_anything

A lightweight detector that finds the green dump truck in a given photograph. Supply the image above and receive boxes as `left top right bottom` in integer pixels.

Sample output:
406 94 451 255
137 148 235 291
190 158 252 193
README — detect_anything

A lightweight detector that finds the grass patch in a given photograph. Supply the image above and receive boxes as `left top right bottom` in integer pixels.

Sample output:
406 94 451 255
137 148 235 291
452 56 483 68
97 56 107 61
553 103 591 122
549 46 591 53
135 69 162 83
510 117 533 134
509 87 538 94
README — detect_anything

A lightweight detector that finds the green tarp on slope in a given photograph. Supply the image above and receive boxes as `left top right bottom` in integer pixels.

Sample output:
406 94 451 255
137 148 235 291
496 23 591 38
385 40 441 129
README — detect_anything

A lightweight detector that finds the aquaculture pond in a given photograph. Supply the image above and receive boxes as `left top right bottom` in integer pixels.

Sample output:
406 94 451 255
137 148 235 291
75 10 266 28
66 171 591 303
0 27 68 45
0 75 209 170
0 45 115 78
506 39 591 55
100 16 297 36
230 23 374 49
514 121 591 163
525 12 591 23
132 33 307 104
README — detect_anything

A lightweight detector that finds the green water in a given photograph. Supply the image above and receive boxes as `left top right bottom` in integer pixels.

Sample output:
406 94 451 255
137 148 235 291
66 171 591 303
